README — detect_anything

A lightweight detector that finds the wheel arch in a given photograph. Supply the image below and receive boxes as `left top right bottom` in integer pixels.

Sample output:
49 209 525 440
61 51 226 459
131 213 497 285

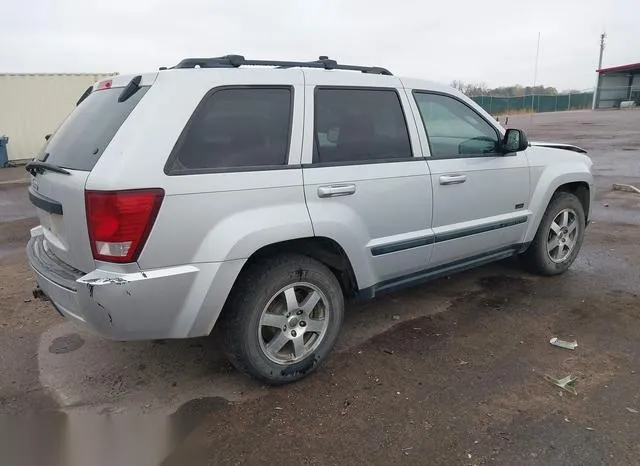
230 236 360 300
525 170 592 244
555 181 591 222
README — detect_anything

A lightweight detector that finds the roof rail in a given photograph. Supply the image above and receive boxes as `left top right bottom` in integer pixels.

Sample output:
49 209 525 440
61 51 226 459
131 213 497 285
171 55 393 76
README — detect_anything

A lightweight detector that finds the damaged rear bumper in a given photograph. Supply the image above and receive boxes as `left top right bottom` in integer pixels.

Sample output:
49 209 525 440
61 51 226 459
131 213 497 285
27 233 242 340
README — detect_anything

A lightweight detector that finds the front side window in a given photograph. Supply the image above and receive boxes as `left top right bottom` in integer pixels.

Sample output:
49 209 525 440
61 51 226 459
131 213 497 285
314 88 412 164
414 92 500 158
168 87 292 173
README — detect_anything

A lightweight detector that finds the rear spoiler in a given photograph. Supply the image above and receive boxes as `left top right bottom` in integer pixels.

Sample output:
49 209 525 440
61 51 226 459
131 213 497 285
530 142 587 154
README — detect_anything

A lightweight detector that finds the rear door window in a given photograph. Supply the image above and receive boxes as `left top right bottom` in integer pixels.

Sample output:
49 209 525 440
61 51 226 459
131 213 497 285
41 86 149 171
166 87 293 174
313 88 412 164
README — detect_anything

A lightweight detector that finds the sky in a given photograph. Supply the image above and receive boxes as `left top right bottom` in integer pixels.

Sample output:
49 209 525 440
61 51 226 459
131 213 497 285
1 0 638 90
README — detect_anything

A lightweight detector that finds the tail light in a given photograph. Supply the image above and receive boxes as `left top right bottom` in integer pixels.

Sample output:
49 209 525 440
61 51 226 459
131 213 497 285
85 189 164 263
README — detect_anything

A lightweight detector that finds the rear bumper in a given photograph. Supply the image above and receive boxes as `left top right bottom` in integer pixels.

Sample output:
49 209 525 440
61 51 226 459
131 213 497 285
27 233 244 341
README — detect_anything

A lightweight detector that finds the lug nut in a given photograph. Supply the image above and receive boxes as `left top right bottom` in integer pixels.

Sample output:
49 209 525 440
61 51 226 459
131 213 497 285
296 310 303 315
282 325 287 331
291 330 297 337
300 321 306 327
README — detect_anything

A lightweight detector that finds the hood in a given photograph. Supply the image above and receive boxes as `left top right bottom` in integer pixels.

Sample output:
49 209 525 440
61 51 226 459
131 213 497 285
530 142 587 154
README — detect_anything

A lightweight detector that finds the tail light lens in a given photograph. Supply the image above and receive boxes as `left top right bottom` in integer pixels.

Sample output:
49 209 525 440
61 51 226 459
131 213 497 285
86 189 164 263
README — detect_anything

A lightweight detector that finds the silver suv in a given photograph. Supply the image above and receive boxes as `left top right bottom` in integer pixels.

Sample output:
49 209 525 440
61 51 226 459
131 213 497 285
27 56 593 384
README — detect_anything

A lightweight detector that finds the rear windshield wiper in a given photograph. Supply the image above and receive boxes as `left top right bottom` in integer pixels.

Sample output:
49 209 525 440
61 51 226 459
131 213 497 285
25 161 71 176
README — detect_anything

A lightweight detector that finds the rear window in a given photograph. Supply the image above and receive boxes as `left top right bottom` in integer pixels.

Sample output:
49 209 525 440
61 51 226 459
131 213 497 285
40 86 149 171
165 87 293 174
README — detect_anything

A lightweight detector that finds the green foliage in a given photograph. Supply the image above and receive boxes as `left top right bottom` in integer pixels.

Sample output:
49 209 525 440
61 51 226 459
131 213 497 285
450 81 558 97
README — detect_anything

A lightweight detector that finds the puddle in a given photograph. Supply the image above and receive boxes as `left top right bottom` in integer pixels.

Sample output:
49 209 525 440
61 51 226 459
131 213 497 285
49 334 85 354
170 396 229 439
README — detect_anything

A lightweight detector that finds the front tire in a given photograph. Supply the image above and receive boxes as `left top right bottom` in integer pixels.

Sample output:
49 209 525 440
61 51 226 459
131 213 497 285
521 191 586 276
219 254 344 385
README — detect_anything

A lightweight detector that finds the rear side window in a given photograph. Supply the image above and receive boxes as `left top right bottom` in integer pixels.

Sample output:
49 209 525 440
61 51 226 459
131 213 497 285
167 87 292 173
41 86 149 171
314 88 412 164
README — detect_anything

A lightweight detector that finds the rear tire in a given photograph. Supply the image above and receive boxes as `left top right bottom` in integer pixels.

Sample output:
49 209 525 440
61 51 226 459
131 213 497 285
219 254 344 385
521 192 586 276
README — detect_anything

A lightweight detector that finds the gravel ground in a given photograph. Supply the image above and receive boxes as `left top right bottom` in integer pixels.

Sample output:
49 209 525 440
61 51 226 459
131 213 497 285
0 110 638 465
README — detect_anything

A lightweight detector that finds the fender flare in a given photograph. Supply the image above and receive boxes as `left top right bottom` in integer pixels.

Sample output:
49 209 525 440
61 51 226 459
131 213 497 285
524 168 593 243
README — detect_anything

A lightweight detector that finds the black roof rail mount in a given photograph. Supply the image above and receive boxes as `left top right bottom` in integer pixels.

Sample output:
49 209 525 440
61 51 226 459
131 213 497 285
171 55 393 76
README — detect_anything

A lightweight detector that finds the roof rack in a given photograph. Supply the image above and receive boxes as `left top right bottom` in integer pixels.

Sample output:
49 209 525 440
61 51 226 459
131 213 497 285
170 55 393 76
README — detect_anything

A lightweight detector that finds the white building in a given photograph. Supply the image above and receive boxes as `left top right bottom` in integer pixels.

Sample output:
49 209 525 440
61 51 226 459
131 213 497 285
0 73 115 162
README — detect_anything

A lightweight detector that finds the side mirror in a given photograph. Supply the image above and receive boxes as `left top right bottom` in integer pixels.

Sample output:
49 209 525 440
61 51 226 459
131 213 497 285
502 128 529 153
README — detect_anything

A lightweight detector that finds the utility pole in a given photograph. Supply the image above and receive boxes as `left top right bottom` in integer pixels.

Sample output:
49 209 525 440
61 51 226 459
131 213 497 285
592 32 606 110
598 33 606 70
530 32 541 124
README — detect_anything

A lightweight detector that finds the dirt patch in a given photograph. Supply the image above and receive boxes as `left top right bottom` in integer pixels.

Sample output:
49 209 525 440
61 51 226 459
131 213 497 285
170 269 640 465
0 218 60 414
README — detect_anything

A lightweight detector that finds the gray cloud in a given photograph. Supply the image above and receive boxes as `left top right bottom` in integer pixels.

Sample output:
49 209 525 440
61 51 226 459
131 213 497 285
1 0 637 90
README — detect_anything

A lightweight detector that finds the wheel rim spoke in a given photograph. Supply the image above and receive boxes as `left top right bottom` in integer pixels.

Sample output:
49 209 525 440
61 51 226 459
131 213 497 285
292 337 305 359
284 287 299 313
261 313 286 329
550 222 562 234
266 332 289 355
560 210 569 227
300 290 321 314
305 318 325 334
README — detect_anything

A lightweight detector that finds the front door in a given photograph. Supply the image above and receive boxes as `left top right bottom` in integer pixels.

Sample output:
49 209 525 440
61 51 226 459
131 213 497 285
302 81 433 290
410 91 531 267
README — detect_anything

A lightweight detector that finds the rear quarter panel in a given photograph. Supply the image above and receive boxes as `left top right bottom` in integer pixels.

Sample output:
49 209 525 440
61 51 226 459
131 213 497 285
86 68 313 268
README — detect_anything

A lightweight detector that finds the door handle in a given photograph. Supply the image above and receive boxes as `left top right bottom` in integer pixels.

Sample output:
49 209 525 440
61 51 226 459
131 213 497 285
317 184 356 198
439 174 467 185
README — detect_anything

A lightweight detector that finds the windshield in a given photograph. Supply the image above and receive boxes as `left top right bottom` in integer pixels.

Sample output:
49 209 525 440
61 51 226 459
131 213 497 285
39 86 149 171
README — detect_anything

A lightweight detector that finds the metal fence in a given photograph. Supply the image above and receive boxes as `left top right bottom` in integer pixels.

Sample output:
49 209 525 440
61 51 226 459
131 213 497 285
471 92 594 115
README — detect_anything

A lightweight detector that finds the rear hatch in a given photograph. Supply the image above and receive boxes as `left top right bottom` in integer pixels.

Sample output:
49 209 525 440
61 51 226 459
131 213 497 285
28 74 156 272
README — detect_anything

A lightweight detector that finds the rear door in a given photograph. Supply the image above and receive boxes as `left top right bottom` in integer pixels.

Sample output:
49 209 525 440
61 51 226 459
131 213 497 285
29 75 155 272
302 76 433 289
409 90 530 267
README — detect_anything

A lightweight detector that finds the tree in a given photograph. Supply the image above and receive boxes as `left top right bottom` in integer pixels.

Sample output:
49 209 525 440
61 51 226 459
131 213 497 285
449 81 489 96
451 81 559 97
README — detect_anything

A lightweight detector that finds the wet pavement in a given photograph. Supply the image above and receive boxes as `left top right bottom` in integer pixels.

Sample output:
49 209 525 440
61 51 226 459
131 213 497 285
0 180 34 224
0 110 639 465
